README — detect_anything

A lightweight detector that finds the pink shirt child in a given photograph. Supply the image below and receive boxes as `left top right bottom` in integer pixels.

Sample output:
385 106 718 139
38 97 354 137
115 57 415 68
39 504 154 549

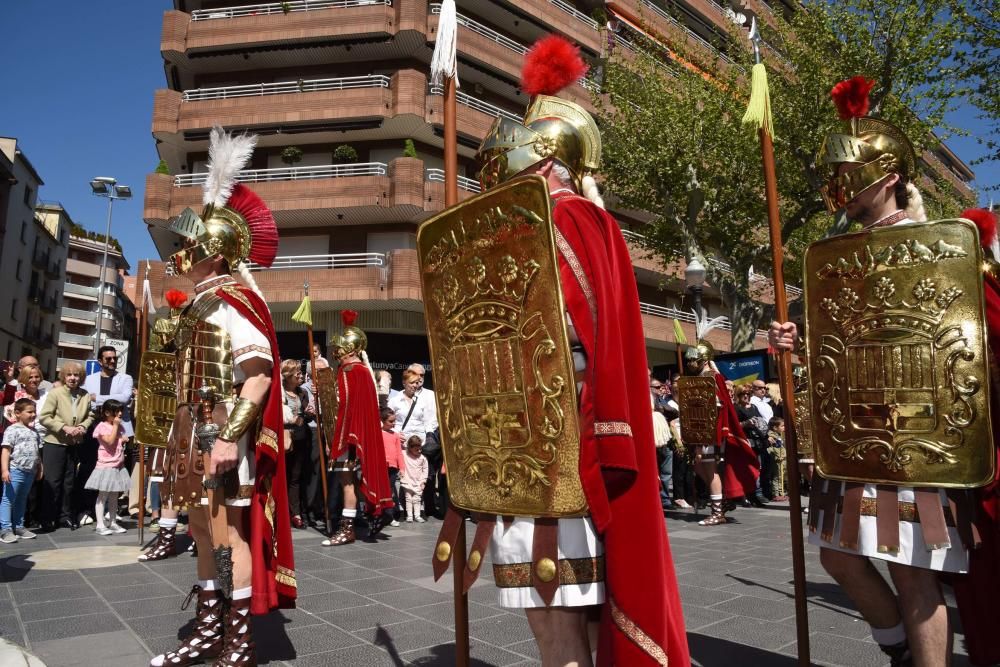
93 421 126 469
400 450 428 493
381 430 404 470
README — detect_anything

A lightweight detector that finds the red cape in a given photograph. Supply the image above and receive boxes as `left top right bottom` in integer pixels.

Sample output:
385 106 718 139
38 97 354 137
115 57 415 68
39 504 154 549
713 373 761 500
330 361 395 516
217 286 296 615
554 194 689 667
950 271 1000 666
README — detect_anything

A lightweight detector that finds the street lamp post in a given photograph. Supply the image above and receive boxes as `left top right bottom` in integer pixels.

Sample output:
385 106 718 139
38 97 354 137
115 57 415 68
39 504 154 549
90 177 132 359
684 256 707 322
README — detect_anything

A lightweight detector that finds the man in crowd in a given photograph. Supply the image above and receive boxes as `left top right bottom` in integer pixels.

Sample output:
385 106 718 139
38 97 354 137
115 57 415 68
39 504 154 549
147 127 294 667
651 377 673 510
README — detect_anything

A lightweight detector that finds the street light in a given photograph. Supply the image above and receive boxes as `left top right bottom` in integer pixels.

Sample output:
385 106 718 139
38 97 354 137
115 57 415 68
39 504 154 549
90 176 132 358
685 257 707 322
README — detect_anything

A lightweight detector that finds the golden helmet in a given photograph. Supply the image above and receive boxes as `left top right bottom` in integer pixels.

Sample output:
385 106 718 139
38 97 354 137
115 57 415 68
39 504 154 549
168 127 277 275
329 310 367 360
476 35 600 190
683 340 716 366
817 77 917 212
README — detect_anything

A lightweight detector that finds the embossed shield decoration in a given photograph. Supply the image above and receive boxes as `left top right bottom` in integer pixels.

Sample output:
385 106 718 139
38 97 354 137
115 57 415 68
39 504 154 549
135 351 178 448
803 219 995 488
417 175 586 517
313 366 338 451
676 376 719 447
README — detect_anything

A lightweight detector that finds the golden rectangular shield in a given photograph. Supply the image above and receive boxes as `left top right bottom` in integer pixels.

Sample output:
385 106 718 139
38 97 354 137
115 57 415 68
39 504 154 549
135 351 177 448
803 218 995 488
417 175 586 517
676 376 719 447
793 389 814 459
313 366 338 451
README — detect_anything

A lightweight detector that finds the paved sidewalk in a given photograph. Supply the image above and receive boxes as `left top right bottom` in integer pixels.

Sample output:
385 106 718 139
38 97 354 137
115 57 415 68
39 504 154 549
0 502 973 666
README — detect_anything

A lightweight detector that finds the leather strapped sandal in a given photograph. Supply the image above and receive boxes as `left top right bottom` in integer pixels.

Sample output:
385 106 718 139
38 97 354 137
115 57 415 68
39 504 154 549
320 518 355 546
138 525 177 562
698 501 727 526
148 586 224 667
213 597 256 667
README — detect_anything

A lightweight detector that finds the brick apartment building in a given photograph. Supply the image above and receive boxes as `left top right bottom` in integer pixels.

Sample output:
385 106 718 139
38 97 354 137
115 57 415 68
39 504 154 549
137 0 975 375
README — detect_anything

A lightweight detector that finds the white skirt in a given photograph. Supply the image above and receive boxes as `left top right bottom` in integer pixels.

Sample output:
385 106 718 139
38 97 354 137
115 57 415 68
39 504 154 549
85 466 131 494
808 479 968 573
489 516 605 608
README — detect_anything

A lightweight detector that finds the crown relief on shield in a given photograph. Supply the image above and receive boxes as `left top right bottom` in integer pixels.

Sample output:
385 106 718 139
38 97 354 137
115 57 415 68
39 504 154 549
167 126 278 275
817 77 919 213
476 35 601 190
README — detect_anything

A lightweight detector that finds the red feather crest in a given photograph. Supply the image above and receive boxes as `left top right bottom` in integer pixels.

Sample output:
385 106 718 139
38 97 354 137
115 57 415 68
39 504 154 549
521 35 588 97
226 183 278 268
342 309 359 327
962 208 998 249
164 289 188 309
830 76 875 120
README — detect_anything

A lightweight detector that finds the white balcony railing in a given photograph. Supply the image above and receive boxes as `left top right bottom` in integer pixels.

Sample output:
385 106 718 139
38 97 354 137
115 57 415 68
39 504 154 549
639 303 768 339
182 75 390 101
60 307 98 322
425 168 482 193
59 332 96 347
549 0 599 30
191 0 390 21
174 162 388 187
638 0 742 71
247 253 386 271
430 4 529 55
428 85 522 124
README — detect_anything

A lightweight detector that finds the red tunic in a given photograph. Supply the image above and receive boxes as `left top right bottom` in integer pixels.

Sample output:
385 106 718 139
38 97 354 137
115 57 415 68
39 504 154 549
330 361 395 516
217 286 296 615
553 194 689 667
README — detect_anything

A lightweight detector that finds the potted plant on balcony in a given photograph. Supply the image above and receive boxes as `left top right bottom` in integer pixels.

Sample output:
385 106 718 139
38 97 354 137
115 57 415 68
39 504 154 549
280 2 292 14
155 159 171 175
332 144 359 164
281 146 304 166
403 139 418 159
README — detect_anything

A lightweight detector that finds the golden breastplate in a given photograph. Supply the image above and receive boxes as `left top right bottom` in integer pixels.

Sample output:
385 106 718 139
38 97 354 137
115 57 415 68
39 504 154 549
174 292 234 406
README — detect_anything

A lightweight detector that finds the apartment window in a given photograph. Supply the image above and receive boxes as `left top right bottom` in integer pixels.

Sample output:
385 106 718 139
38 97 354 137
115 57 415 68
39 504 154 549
16 259 22 281
20 221 27 244
10 299 17 321
23 185 33 207
5 341 12 361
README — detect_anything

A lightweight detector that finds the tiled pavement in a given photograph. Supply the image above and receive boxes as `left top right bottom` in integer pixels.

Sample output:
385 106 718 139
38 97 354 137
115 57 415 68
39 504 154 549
0 501 974 666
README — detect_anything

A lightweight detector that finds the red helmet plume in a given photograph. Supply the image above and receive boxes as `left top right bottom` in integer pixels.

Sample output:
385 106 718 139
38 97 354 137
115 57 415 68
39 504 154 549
521 35 588 98
342 309 359 327
831 76 876 120
963 208 998 249
226 183 278 268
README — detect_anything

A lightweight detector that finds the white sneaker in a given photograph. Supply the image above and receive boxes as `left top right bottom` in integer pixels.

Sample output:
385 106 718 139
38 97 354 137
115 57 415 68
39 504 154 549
674 499 691 509
406 517 414 523
110 524 127 534
79 514 95 526
389 520 400 527
416 516 426 523
0 530 18 544
96 526 113 536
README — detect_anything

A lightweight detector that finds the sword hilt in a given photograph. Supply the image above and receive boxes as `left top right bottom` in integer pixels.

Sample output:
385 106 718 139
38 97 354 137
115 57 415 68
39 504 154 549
195 385 220 454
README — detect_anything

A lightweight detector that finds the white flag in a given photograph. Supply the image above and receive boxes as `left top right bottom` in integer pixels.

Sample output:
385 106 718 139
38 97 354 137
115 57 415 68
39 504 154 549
430 0 459 87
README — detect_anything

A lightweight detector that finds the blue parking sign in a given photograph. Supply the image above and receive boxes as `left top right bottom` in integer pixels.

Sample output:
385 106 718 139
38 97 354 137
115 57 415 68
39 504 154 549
86 360 101 376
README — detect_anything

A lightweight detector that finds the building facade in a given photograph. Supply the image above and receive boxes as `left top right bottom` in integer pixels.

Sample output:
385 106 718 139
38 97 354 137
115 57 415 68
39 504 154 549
141 0 974 378
0 138 70 379
58 234 136 371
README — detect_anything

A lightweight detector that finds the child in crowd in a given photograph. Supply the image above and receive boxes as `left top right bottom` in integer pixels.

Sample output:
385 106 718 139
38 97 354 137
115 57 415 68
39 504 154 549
85 400 131 535
767 417 788 502
400 435 429 522
380 407 405 527
1 398 43 543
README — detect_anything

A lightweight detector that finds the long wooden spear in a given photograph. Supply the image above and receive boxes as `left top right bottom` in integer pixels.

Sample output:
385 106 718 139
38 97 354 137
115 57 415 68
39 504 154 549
293 281 332 535
431 1 468 663
136 262 151 546
742 19 810 666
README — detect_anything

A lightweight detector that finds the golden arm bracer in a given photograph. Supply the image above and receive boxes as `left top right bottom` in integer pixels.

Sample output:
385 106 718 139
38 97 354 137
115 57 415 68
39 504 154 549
416 175 586 518
802 218 995 488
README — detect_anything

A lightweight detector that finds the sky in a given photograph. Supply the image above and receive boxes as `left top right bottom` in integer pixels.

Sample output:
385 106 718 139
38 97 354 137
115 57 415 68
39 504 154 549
0 2 996 276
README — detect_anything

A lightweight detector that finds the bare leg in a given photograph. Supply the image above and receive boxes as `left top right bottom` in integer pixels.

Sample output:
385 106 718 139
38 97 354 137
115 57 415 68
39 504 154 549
526 606 594 667
188 505 216 581
888 563 950 667
339 471 357 510
820 549 901 628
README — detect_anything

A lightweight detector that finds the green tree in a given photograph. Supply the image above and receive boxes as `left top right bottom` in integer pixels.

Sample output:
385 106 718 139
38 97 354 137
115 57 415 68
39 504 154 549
950 0 1000 174
596 0 973 350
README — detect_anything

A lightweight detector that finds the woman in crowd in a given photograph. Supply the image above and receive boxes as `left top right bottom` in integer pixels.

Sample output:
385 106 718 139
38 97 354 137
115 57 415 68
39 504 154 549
734 384 770 507
38 362 93 531
7 365 50 529
281 359 315 528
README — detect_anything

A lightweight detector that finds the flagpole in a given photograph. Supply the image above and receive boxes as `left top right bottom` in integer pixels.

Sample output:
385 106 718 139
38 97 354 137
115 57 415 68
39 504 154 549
743 24 810 666
300 281 333 535
136 263 151 546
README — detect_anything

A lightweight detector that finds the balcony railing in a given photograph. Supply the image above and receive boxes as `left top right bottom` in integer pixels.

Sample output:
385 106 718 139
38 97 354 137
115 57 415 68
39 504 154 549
182 75 391 101
63 282 100 298
430 4 529 55
59 332 95 347
426 168 482 193
191 0 391 21
428 85 522 123
61 306 97 322
247 253 386 271
174 162 388 187
639 302 768 339
639 0 740 70
549 0 599 29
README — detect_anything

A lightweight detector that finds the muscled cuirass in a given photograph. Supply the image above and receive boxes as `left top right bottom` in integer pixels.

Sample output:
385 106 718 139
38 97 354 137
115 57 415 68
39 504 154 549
174 291 234 406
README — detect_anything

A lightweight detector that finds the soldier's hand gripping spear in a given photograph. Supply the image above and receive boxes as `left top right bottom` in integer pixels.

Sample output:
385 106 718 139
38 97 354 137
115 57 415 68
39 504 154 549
195 385 234 597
